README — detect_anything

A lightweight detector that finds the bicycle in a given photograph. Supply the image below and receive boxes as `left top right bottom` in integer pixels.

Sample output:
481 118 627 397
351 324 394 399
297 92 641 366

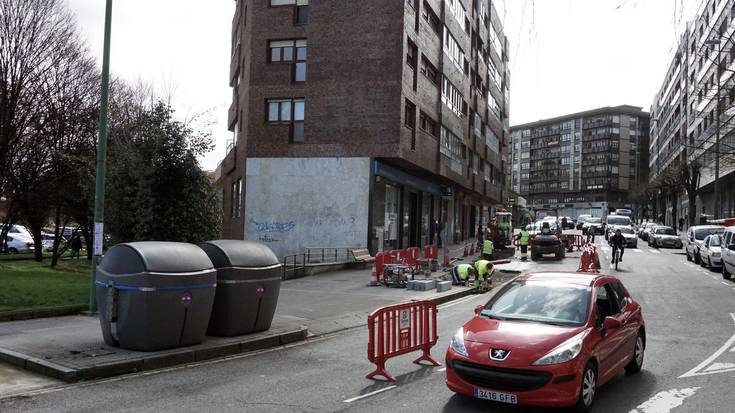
611 246 620 271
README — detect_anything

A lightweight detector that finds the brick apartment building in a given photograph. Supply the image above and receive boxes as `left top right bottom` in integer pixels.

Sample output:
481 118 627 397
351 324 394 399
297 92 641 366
650 0 735 225
509 106 650 217
215 0 510 259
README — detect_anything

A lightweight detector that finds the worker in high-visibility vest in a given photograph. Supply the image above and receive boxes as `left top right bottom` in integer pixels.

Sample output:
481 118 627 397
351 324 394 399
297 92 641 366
517 227 530 261
450 263 476 286
474 259 494 292
482 238 494 260
499 218 511 246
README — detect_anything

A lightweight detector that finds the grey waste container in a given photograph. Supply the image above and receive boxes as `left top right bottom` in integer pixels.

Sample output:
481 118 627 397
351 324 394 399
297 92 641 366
198 240 282 336
96 241 217 351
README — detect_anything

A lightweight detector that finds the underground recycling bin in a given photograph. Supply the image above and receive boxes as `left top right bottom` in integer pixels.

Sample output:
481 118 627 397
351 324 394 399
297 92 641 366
95 241 217 351
198 240 282 336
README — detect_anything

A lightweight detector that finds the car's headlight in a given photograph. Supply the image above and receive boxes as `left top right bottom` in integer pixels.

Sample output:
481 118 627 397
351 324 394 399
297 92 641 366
533 330 589 366
450 327 468 357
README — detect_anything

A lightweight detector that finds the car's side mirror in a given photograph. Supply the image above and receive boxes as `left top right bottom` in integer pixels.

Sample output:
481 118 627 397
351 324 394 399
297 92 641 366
475 305 484 315
603 316 622 330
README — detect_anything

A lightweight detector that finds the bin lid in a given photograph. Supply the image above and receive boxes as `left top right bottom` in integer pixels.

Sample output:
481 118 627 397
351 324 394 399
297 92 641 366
198 240 279 268
99 241 215 274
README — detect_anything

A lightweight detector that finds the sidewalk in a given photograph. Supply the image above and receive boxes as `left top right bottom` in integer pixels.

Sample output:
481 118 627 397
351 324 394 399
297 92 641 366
0 260 478 383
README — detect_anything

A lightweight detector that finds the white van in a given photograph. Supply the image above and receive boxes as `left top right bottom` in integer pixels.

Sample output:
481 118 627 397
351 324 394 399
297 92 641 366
722 228 735 279
605 215 632 240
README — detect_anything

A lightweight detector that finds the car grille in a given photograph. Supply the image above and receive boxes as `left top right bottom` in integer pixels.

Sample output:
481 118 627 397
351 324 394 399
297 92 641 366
452 360 552 391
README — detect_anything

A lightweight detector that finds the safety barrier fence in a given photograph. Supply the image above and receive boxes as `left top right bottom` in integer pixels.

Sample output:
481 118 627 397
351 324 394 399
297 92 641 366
366 300 439 382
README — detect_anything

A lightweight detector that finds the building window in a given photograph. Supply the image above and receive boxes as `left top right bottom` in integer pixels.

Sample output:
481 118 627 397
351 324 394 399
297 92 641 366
267 98 305 142
420 56 440 86
295 0 308 24
422 2 440 35
231 178 242 219
269 39 307 82
442 76 465 117
447 0 466 25
406 40 418 70
419 111 439 137
404 99 416 129
443 26 464 72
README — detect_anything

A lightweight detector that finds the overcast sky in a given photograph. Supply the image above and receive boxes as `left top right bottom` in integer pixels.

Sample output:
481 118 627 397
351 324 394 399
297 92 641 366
66 0 701 170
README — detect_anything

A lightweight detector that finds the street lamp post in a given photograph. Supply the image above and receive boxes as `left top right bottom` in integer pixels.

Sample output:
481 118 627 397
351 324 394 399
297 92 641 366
89 0 113 313
705 38 722 220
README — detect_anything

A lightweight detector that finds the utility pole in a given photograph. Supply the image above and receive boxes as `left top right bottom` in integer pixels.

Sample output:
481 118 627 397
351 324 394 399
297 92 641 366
89 0 113 313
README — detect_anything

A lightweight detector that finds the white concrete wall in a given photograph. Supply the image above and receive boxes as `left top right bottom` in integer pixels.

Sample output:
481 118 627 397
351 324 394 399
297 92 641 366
244 157 371 260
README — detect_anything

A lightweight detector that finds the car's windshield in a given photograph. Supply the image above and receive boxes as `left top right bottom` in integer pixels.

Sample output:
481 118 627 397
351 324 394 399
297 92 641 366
481 281 591 327
655 228 675 235
587 218 601 224
695 227 723 240
709 236 722 247
607 216 630 225
618 227 634 234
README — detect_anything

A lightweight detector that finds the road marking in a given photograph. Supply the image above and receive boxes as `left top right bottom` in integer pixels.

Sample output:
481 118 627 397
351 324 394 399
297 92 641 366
438 295 477 309
343 385 397 403
649 250 661 254
680 313 735 377
628 387 700 413
436 367 447 372
722 282 731 286
632 249 643 253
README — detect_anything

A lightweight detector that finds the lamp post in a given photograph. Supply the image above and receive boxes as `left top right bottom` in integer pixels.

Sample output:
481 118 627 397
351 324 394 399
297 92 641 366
89 0 113 313
705 37 721 220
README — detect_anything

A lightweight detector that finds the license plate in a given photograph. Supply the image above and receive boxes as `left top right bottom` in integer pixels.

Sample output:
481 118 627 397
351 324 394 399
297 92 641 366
474 388 518 404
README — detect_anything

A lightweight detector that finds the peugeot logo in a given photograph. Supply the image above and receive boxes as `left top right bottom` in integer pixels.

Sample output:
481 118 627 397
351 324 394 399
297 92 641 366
489 348 511 361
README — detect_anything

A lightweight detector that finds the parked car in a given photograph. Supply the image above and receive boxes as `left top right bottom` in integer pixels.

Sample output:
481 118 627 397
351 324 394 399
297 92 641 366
685 225 724 264
700 234 723 270
582 217 603 235
640 222 662 241
722 228 735 280
0 224 32 239
614 226 638 248
648 226 682 249
2 234 34 254
41 232 66 252
446 272 645 411
604 215 632 240
614 208 633 217
576 215 592 230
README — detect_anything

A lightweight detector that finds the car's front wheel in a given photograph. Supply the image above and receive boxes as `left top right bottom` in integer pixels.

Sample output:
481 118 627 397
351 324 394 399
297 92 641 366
575 362 597 412
8 248 18 254
625 332 645 373
724 264 732 280
686 250 692 261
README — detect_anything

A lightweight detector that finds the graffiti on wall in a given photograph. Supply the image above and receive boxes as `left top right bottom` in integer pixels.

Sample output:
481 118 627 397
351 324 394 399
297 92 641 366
249 219 296 234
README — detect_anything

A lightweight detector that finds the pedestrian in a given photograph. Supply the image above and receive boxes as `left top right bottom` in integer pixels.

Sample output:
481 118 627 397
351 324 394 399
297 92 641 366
561 216 568 230
482 237 494 260
436 220 443 248
70 235 82 259
678 217 684 231
450 263 476 286
476 224 484 250
473 259 494 292
516 226 530 261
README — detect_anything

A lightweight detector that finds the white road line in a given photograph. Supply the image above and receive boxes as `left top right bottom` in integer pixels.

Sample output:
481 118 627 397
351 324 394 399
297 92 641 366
649 250 661 254
722 282 731 286
632 249 643 253
680 313 735 377
628 387 700 413
343 385 397 403
436 367 447 372
438 295 477 309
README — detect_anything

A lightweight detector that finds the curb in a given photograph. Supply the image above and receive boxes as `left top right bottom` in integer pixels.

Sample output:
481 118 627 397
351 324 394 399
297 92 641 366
0 305 87 322
0 327 308 383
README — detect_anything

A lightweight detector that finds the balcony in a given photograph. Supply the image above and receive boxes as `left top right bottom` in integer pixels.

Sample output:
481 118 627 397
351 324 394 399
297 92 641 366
228 100 238 131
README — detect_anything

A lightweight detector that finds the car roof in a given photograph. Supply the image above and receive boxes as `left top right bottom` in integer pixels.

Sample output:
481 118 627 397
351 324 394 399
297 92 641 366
516 272 612 287
691 225 723 230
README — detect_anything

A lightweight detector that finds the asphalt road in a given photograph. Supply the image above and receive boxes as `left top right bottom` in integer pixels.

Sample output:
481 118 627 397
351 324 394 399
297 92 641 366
2 232 735 412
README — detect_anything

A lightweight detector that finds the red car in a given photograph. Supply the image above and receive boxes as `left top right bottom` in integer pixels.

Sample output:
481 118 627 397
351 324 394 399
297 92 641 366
445 272 645 412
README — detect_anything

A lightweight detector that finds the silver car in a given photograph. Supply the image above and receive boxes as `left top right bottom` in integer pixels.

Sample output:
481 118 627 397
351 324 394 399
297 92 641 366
648 226 682 249
700 234 723 269
686 225 724 264
616 226 638 248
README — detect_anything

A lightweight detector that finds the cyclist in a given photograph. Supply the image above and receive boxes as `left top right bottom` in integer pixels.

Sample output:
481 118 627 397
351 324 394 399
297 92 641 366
609 228 626 264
